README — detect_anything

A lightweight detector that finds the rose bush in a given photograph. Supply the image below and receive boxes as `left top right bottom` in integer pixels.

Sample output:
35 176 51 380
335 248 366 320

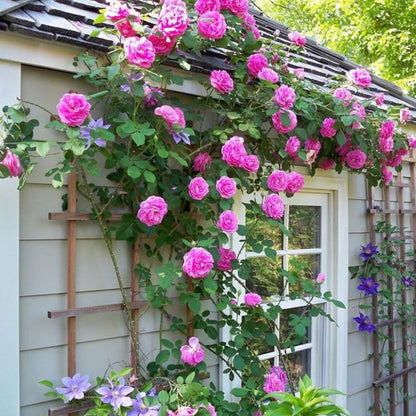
1 0 414 414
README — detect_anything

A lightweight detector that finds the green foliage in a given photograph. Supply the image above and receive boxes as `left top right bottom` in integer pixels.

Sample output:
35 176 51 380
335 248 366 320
257 0 416 95
263 375 350 416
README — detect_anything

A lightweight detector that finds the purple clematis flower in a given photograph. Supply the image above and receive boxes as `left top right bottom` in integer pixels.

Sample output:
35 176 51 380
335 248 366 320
359 243 379 261
55 373 91 403
353 312 376 333
172 131 191 145
127 388 161 416
357 277 379 296
96 378 134 411
80 118 110 148
121 72 145 93
402 276 415 288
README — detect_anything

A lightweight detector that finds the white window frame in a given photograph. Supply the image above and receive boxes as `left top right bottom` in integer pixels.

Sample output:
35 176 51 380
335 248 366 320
220 169 348 407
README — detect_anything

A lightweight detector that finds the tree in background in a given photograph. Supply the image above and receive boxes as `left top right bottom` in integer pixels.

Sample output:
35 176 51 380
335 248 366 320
256 0 416 96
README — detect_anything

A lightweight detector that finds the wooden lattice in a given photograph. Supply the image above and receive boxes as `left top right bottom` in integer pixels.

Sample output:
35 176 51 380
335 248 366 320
46 168 194 415
367 153 416 416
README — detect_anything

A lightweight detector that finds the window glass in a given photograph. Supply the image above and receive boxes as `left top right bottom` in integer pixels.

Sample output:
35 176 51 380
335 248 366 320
288 205 321 249
245 257 284 298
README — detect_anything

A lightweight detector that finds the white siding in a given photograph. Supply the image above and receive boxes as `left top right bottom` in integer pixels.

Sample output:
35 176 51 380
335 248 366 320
0 60 21 416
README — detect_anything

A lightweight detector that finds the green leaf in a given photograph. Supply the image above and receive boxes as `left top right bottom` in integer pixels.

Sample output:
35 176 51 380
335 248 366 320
107 65 120 81
155 350 170 365
144 170 156 183
39 380 54 388
158 390 170 404
341 116 354 126
52 173 63 188
0 164 10 178
233 355 245 370
157 147 169 158
35 141 50 157
231 387 249 397
131 83 145 97
87 90 109 100
132 132 146 146
159 273 173 290
280 112 291 127
188 296 201 314
335 130 346 146
127 165 142 179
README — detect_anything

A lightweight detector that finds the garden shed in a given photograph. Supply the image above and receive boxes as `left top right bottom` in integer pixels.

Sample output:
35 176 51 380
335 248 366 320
1 1 416 416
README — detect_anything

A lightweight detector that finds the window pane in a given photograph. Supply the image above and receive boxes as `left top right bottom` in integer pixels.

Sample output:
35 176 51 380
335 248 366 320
288 254 321 295
246 216 283 251
243 315 274 356
282 349 311 391
279 306 311 348
288 206 321 249
245 257 284 298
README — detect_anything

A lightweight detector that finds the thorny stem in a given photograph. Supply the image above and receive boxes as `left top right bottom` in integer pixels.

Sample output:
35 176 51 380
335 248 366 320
78 166 144 376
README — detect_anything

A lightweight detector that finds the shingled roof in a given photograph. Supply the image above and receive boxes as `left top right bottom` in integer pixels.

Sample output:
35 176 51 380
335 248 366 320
1 0 415 117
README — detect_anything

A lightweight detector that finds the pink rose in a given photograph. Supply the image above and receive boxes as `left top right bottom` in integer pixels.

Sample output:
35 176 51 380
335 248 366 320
183 247 214 278
137 195 168 226
168 407 198 416
217 210 238 233
408 135 416 149
333 87 352 107
217 247 237 271
262 194 284 220
293 68 305 79
271 110 297 134
346 68 371 88
258 67 279 83
379 121 395 154
148 31 177 56
320 117 337 138
247 53 268 77
105 1 130 21
221 136 247 167
263 366 287 393
197 11 227 39
123 36 155 69
1 150 22 177
210 70 234 94
304 138 321 162
286 171 304 194
274 85 296 109
346 149 366 169
195 0 221 15
158 1 189 38
244 292 262 306
374 93 385 106
155 105 186 132
116 18 140 38
400 108 411 125
216 176 237 198
381 165 393 185
267 170 287 192
180 337 205 366
242 12 260 39
143 85 163 108
316 273 326 284
318 158 335 170
199 404 217 416
288 31 306 47
193 152 212 172
188 177 209 200
226 0 248 17
241 154 259 172
57 93 91 127
285 136 301 157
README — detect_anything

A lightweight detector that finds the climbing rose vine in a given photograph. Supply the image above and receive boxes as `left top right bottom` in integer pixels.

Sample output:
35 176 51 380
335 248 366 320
1 0 412 415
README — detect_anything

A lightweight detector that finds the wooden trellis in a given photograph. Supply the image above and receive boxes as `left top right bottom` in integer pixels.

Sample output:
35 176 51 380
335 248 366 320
367 152 416 416
46 169 195 415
